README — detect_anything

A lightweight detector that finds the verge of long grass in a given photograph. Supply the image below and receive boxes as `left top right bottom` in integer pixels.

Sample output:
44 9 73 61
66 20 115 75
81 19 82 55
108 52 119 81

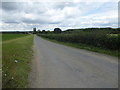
2 34 33 88
0 34 2 89
39 35 118 57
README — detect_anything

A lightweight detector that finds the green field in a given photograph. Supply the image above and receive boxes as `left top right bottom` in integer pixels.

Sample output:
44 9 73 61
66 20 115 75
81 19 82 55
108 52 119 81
0 34 2 89
2 34 33 88
2 34 29 41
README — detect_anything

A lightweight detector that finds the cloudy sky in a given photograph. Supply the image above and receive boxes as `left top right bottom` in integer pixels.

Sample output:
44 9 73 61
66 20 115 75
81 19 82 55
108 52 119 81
0 0 119 31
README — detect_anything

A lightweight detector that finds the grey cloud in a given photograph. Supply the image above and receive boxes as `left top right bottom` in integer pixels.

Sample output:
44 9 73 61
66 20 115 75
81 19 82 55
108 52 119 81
22 18 47 24
48 22 61 24
4 21 20 24
22 15 62 24
2 2 20 11
52 2 75 10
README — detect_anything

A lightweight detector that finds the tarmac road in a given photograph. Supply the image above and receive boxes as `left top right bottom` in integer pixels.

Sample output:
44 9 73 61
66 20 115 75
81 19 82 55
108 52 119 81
29 35 118 88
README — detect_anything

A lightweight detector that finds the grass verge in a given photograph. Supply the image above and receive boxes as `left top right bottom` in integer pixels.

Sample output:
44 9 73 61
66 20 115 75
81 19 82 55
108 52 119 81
0 34 2 89
39 36 118 57
2 34 33 88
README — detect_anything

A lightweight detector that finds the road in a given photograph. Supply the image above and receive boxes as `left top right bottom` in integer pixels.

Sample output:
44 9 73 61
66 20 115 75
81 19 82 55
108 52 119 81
29 35 118 88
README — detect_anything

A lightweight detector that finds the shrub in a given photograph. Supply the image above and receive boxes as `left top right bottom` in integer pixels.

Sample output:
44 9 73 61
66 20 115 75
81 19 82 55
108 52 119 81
39 30 119 50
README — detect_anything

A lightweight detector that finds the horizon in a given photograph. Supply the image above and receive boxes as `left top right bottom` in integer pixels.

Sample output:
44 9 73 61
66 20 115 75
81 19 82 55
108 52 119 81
0 27 119 32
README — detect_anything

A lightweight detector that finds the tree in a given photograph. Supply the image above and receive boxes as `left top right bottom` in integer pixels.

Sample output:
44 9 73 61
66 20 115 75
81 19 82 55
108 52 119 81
33 28 36 34
37 29 41 34
54 28 62 33
42 30 46 34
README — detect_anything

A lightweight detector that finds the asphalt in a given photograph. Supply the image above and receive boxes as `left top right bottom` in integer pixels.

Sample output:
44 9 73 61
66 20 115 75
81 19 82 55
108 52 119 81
29 35 118 88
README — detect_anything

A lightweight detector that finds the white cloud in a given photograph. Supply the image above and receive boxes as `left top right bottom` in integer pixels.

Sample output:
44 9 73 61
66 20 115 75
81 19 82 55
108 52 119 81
1 1 118 31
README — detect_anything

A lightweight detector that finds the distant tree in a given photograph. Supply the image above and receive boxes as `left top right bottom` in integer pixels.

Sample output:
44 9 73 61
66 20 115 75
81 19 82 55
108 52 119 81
54 28 62 33
37 29 41 34
47 30 51 33
16 31 20 34
33 28 36 34
42 30 46 34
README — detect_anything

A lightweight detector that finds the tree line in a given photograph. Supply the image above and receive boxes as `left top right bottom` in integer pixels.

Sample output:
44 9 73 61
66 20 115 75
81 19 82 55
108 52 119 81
36 27 119 51
33 27 120 34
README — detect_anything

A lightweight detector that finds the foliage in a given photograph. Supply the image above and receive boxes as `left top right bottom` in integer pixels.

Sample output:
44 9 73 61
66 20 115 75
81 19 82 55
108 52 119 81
54 28 62 33
38 28 119 51
33 28 36 34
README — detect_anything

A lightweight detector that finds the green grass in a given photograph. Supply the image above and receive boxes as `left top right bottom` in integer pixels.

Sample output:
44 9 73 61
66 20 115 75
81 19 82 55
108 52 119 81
2 34 33 88
2 34 29 41
40 36 118 57
0 34 2 88
107 34 119 37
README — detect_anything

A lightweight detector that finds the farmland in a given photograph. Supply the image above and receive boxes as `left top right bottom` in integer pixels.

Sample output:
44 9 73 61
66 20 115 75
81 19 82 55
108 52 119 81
2 34 33 88
0 34 2 89
38 28 119 57
2 34 29 41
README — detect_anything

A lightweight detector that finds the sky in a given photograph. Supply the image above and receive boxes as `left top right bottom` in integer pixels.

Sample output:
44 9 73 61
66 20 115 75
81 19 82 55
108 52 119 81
0 0 119 31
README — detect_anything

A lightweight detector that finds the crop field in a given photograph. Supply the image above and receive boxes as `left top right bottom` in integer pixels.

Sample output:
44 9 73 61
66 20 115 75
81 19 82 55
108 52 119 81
2 34 33 88
2 34 29 41
0 34 2 89
38 29 119 57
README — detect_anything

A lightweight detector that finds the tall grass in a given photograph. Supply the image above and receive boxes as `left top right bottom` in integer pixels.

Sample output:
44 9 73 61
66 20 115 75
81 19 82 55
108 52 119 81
38 30 119 56
2 34 33 88
0 34 2 89
39 32 119 50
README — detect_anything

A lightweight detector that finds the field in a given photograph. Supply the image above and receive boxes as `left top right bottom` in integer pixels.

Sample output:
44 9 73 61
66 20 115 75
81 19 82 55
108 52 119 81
2 34 33 88
0 34 2 89
38 29 119 57
2 34 29 41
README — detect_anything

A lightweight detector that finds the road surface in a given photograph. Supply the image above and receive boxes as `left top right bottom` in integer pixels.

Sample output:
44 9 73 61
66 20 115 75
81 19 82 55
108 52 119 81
29 35 118 88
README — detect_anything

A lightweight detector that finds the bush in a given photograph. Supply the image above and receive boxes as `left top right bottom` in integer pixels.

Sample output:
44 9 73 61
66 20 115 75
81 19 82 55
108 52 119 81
39 31 119 50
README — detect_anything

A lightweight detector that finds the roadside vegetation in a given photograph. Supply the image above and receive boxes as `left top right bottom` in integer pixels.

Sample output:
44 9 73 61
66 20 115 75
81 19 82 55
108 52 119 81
0 34 2 89
37 28 119 57
2 34 33 88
